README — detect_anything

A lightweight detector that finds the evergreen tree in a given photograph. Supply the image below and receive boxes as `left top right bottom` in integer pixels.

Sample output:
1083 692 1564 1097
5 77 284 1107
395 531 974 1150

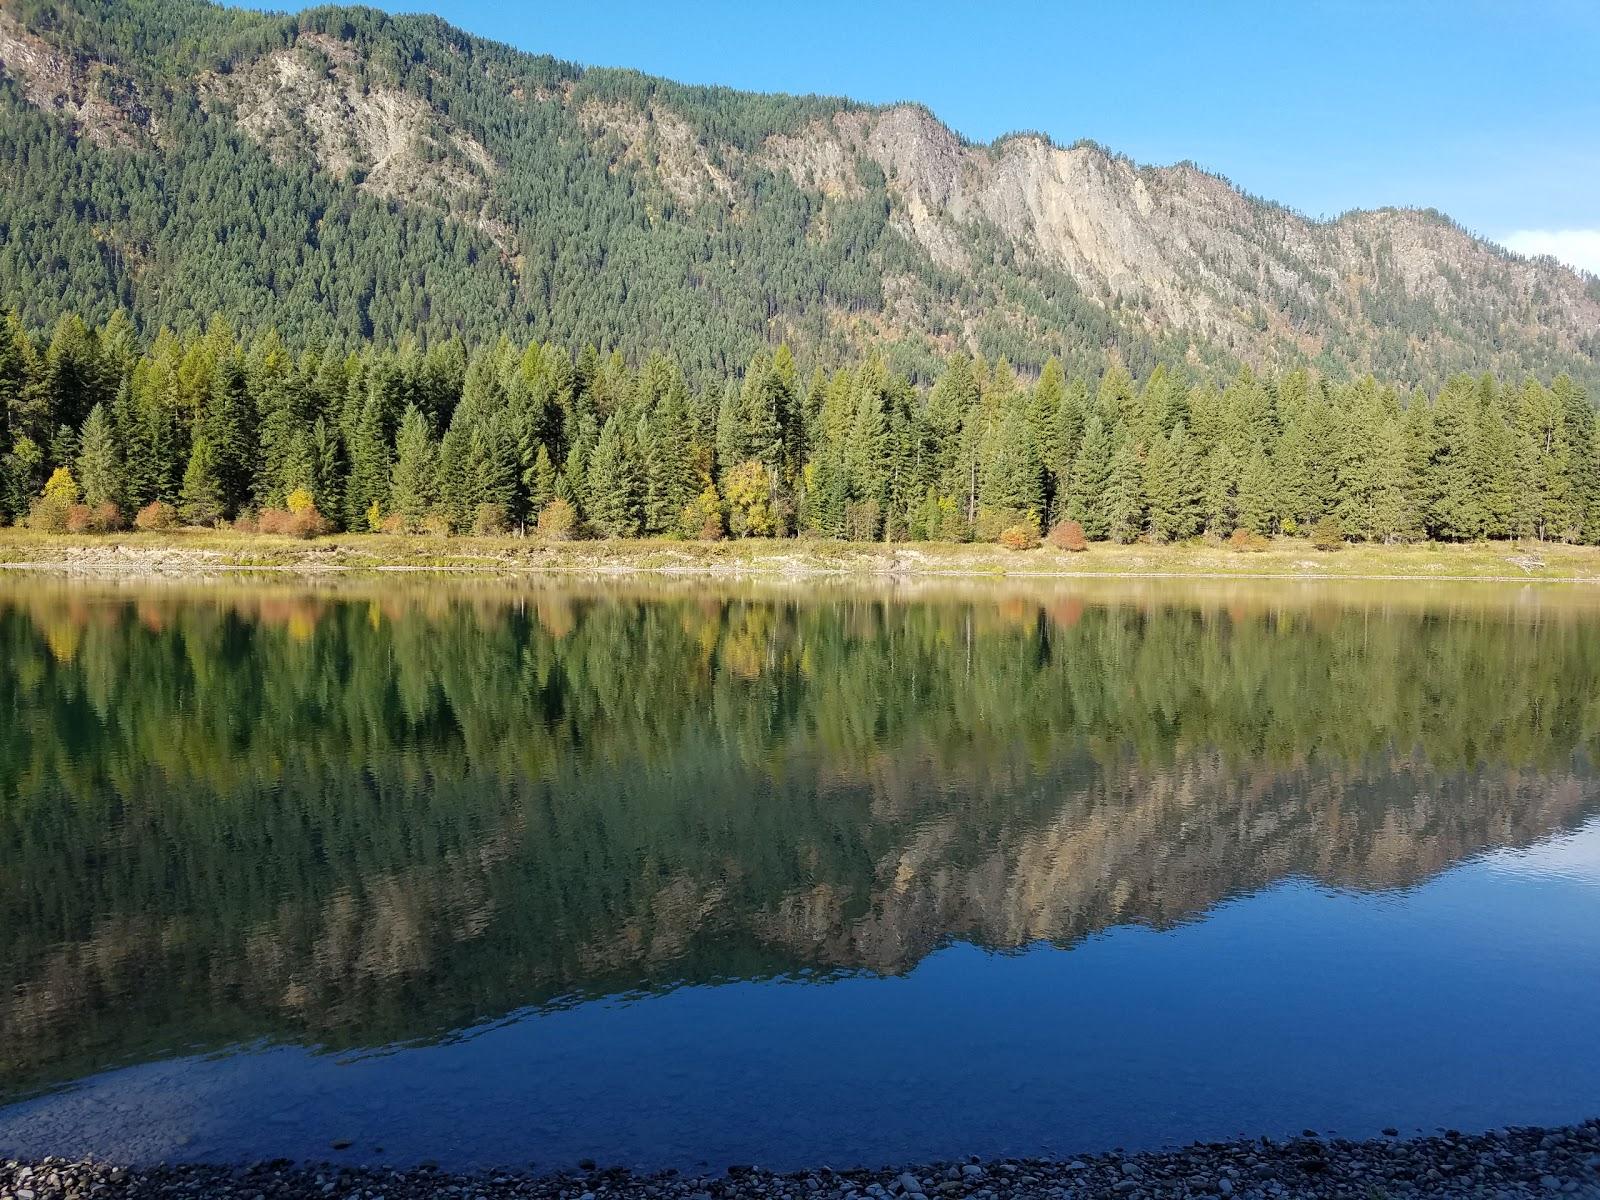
1428 378 1487 540
525 443 558 519
180 437 225 526
345 395 393 529
436 423 471 530
1 435 44 521
586 415 642 537
1236 448 1276 534
466 417 518 515
1471 378 1517 538
1102 435 1144 543
1275 399 1337 532
803 449 848 538
1514 381 1575 541
0 302 1591 552
1068 414 1114 539
76 402 123 510
640 387 698 535
204 355 256 517
390 405 438 526
1029 357 1067 519
308 418 345 525
1145 422 1201 541
1204 442 1239 534
979 404 1042 516
1554 377 1598 541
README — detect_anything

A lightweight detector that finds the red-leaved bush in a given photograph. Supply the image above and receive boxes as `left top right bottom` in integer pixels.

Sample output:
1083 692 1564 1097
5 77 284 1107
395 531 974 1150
134 501 178 532
1047 520 1088 552
259 506 331 539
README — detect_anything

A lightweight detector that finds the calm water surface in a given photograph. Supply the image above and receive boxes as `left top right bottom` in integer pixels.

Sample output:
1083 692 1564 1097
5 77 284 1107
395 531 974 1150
1 576 1598 1171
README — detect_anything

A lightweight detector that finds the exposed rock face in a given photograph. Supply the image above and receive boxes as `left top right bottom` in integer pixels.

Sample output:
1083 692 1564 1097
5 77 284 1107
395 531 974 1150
181 27 1597 379
199 32 510 249
579 99 736 208
0 11 154 147
762 105 1600 369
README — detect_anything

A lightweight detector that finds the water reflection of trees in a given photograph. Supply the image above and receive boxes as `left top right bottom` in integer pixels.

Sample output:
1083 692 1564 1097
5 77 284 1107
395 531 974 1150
2 581 1598 1098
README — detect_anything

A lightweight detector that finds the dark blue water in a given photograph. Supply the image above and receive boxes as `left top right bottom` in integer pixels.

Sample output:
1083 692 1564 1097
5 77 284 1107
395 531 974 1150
1 579 1598 1170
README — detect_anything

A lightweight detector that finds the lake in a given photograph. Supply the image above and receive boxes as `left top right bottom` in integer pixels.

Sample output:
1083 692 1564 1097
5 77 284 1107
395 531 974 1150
1 574 1598 1173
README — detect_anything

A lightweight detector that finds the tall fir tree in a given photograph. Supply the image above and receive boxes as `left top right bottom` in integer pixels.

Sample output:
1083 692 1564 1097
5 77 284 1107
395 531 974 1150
525 443 558 519
1102 434 1145 544
180 437 225 526
390 405 439 525
1068 413 1114 539
586 415 643 538
76 403 123 510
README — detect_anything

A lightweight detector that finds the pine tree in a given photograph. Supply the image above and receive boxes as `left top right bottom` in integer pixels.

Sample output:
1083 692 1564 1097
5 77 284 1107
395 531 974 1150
248 334 300 509
345 395 393 529
803 449 848 538
770 343 804 481
1275 399 1337 532
205 355 256 517
1029 357 1067 519
640 386 698 535
1203 441 1239 534
435 423 469 530
390 404 438 526
926 355 977 493
1236 447 1276 534
1102 434 1144 543
714 382 743 475
466 417 518 515
1471 378 1517 538
1428 378 1487 540
586 415 642 538
844 359 892 521
1067 414 1113 539
525 443 557 519
0 300 1595 551
979 404 1042 516
180 437 225 526
1052 376 1089 504
308 417 345 526
1552 376 1597 541
1367 413 1414 542
1145 422 1201 541
1331 400 1379 540
76 402 122 510
1 435 44 520
1514 381 1575 541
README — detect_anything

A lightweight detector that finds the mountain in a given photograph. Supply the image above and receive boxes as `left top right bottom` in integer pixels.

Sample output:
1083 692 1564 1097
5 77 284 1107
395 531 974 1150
1 0 1597 387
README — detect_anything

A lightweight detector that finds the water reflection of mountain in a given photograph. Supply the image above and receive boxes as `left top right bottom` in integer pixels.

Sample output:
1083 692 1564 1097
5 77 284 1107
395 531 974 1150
2 579 1598 1100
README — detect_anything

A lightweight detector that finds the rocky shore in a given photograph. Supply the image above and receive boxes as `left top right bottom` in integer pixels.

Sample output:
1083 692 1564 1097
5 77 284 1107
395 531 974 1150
5 1122 1599 1200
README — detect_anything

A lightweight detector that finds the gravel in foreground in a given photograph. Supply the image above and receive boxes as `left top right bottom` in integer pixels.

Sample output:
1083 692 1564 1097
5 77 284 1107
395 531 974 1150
4 1122 1599 1200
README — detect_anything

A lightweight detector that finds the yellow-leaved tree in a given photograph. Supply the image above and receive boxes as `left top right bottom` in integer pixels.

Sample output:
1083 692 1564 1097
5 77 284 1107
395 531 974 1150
722 460 774 537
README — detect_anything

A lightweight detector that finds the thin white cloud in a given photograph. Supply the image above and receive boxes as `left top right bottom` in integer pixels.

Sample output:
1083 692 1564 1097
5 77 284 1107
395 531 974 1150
1499 229 1600 277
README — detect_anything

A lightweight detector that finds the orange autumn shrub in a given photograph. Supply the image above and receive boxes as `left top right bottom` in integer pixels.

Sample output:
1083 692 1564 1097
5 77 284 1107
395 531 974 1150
1047 520 1088 552
134 500 178 531
999 523 1040 551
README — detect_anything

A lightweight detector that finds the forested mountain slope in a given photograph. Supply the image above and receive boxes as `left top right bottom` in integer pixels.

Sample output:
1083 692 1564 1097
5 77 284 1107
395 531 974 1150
1 0 1596 388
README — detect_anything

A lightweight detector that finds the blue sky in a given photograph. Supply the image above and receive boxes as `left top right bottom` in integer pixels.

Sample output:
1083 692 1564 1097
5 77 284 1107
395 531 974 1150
226 0 1600 273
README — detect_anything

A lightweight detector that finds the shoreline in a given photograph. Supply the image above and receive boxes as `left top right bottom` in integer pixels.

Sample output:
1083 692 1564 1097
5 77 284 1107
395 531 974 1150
5 1120 1597 1199
5 531 1600 586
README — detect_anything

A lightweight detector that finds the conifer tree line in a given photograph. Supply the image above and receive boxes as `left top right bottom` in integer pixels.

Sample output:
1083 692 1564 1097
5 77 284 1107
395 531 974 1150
2 309 1597 544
